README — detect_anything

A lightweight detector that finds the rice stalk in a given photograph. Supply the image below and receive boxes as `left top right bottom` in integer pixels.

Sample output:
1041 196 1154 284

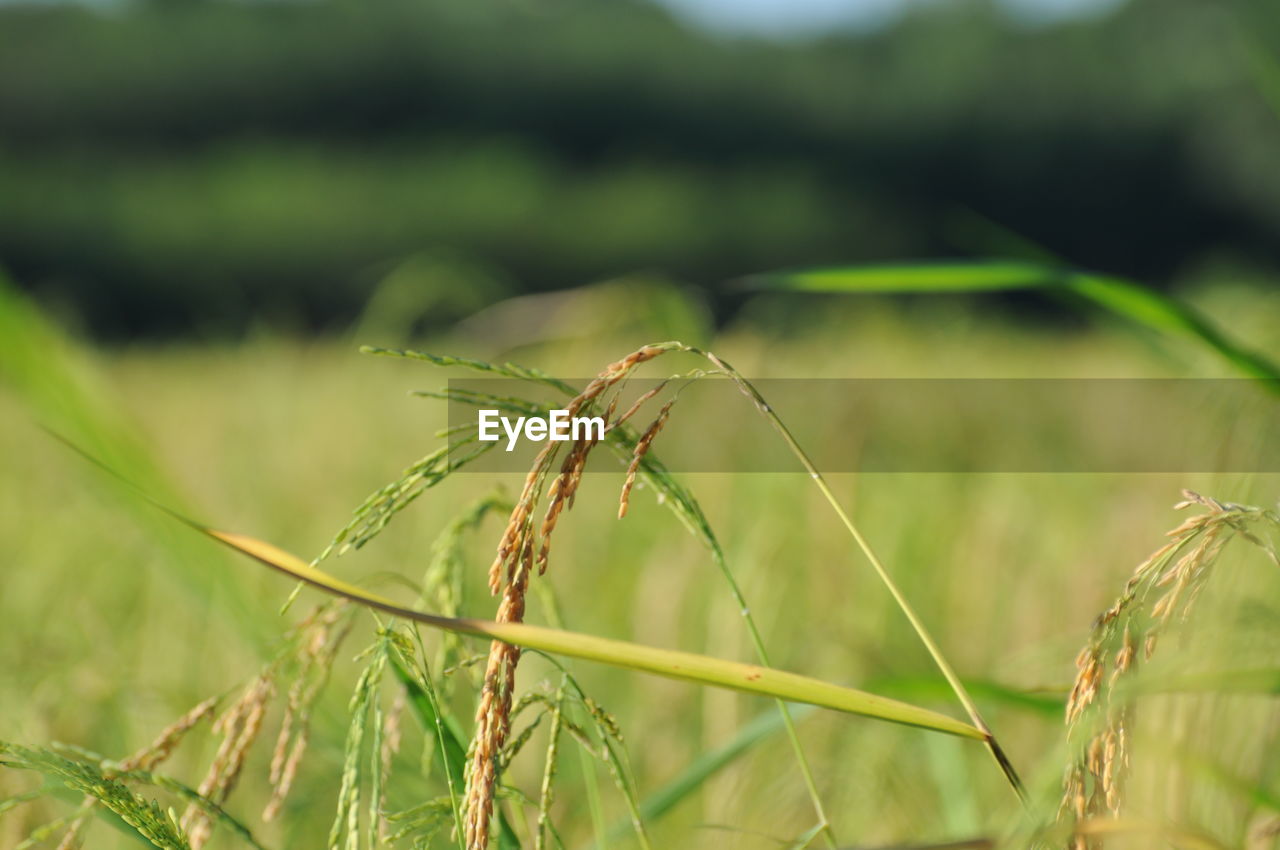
182 674 274 849
379 343 840 846
1058 490 1280 846
534 682 567 850
264 601 353 821
167 601 354 848
618 400 674 519
114 769 270 850
56 695 220 848
386 628 474 850
0 742 192 850
464 344 666 850
388 341 1023 814
54 346 1028 846
379 690 405 844
3 712 276 850
320 439 497 563
126 698 222 774
360 347 577 394
328 633 393 850
519 651 650 850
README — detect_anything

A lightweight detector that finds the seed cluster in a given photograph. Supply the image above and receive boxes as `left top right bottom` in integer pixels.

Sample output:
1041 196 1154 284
619 400 673 519
0 743 192 850
182 674 275 849
463 344 675 850
54 696 220 850
1060 490 1277 845
264 602 352 822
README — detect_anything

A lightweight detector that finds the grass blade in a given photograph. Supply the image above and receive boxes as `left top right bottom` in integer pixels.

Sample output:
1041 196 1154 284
388 659 469 786
197 526 984 740
745 261 1280 384
678 344 1027 800
865 675 1063 718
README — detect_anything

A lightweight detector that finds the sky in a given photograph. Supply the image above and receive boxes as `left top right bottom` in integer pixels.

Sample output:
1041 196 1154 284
0 0 1128 29
651 0 1127 36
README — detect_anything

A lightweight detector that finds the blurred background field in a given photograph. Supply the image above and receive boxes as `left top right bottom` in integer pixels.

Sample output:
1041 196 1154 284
2 0 1280 847
2 0 1280 338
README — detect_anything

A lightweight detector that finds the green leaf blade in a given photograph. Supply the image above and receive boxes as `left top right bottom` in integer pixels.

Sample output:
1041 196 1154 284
749 260 1280 384
203 527 986 741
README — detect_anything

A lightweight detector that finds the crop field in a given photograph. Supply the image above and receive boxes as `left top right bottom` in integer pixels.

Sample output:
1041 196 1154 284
2 277 1277 849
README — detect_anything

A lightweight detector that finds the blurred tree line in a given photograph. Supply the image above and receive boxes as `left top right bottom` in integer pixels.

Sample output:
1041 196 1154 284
0 0 1278 336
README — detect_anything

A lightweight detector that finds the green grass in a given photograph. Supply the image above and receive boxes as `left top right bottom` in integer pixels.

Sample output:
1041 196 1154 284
745 260 1280 384
1 280 1278 849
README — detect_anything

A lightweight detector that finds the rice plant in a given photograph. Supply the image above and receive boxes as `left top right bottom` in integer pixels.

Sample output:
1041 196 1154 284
1056 491 1280 848
3 328 1278 850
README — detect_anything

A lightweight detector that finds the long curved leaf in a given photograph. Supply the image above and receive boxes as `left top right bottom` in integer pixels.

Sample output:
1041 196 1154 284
746 261 1280 384
199 527 985 741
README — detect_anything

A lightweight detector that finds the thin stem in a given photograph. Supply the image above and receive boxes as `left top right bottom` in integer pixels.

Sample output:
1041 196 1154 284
696 346 1026 803
534 681 566 850
532 344 838 846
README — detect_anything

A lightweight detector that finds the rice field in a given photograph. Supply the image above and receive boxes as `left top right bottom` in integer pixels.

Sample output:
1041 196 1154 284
1 278 1278 849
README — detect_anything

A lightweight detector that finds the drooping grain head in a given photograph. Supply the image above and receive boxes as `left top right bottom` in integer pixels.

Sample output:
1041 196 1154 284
619 400 674 519
263 602 352 822
122 696 219 773
1058 490 1279 844
463 344 677 850
183 673 275 849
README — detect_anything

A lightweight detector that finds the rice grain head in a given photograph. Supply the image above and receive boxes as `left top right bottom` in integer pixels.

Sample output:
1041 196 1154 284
182 674 275 849
462 344 673 850
1059 490 1280 846
618 400 674 519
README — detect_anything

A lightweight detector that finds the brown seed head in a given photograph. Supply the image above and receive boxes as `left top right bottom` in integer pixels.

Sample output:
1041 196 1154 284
619 401 674 519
